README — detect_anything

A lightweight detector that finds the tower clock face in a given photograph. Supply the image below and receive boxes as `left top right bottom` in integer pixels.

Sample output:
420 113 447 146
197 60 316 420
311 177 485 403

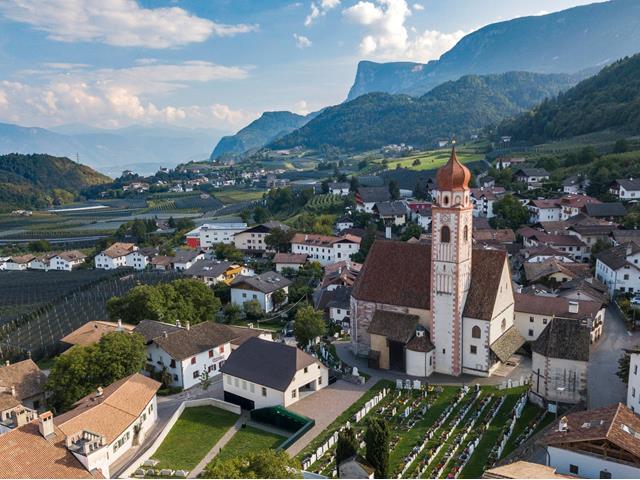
441 214 450 223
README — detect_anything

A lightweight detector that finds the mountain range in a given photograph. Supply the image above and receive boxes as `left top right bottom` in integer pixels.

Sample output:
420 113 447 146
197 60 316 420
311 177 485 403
347 0 640 100
0 123 226 177
210 111 310 160
498 52 640 143
270 71 582 151
0 153 110 211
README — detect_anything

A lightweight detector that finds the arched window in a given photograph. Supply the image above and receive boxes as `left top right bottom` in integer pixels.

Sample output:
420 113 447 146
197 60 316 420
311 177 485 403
441 226 450 243
463 225 469 242
472 326 481 338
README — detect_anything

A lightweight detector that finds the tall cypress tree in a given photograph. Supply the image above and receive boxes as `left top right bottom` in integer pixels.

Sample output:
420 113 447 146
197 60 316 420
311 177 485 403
365 417 390 478
336 428 359 472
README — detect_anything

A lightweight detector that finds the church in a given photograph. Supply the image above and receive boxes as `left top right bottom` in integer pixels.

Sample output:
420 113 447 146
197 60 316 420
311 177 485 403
350 147 524 377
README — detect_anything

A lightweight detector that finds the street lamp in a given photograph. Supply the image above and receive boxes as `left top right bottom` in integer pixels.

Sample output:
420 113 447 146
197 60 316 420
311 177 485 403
555 386 565 419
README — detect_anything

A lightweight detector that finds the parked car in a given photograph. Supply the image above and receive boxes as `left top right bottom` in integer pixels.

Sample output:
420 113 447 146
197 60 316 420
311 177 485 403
631 296 640 307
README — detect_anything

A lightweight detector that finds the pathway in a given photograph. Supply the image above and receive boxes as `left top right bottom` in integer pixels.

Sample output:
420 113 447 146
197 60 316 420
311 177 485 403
188 412 248 479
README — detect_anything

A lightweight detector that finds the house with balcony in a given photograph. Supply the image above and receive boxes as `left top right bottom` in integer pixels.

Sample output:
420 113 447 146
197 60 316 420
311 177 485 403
291 233 361 266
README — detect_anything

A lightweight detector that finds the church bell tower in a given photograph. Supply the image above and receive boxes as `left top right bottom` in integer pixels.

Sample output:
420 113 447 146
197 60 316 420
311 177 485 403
430 145 473 376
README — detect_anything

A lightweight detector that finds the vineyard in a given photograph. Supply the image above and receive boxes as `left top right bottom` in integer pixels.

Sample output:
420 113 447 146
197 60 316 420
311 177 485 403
306 194 344 213
0 270 183 363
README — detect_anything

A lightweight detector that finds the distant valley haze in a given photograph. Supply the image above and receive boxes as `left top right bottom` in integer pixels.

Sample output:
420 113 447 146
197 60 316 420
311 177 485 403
0 0 634 173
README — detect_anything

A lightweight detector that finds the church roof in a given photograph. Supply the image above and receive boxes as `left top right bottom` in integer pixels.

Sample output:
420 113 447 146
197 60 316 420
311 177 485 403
352 241 509 319
436 145 471 191
368 311 419 344
490 326 526 363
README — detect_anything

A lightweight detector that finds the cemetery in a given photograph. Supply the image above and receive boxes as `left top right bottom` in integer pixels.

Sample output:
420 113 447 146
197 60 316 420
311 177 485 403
298 378 551 479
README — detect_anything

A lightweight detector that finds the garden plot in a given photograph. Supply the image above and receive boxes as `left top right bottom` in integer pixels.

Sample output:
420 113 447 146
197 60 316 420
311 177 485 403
298 381 547 479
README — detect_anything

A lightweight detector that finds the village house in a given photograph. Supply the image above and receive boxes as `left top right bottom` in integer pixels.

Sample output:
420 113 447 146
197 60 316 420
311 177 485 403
171 249 205 270
291 233 361 266
519 245 576 265
522 258 590 285
610 178 640 200
523 232 589 262
60 320 135 352
273 253 308 272
496 156 525 170
315 285 352 328
321 260 362 288
185 259 249 285
230 271 291 313
355 186 391 213
559 195 601 220
514 293 604 342
530 318 590 406
595 242 640 297
471 187 506 218
0 373 160 479
328 182 350 196
150 255 173 271
562 175 590 195
351 148 525 378
185 222 248 248
528 199 562 223
567 224 618 255
514 168 550 189
557 277 609 305
4 254 36 271
584 202 627 222
234 221 290 254
221 337 328 410
95 242 137 270
125 247 157 271
484 461 574 479
335 215 355 233
0 359 47 414
544 403 640 479
373 201 407 226
625 347 640 413
29 251 86 271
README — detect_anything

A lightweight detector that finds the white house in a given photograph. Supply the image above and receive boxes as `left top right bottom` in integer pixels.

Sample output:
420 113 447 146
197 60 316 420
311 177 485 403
530 318 589 406
335 216 354 233
355 187 390 213
273 253 308 272
95 242 137 270
291 233 361 266
626 347 640 413
595 242 640 297
29 253 57 271
171 249 205 271
221 337 329 410
230 271 292 313
50 251 87 271
544 403 640 479
471 187 505 218
4 255 35 271
125 247 156 271
528 199 562 223
135 320 239 390
611 178 640 201
514 168 550 189
328 182 350 196
0 373 160 479
185 222 248 248
373 201 407 226
234 222 289 253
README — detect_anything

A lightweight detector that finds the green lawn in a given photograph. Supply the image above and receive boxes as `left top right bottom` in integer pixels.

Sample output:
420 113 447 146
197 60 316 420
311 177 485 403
213 188 266 205
216 426 285 462
151 406 238 471
499 402 545 459
383 148 483 171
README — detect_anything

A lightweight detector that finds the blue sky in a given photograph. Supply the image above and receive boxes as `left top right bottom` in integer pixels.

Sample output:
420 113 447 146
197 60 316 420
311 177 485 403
0 0 606 133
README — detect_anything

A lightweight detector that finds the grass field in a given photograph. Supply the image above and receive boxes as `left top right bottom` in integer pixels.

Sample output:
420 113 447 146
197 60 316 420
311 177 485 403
213 188 266 205
383 148 483 171
151 406 238 471
216 426 285 462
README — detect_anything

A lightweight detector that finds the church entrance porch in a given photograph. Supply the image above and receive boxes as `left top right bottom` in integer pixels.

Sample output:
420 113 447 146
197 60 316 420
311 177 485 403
388 340 405 372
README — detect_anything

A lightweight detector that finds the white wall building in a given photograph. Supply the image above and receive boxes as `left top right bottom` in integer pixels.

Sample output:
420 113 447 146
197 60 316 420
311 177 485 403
95 243 137 270
230 271 291 313
221 337 329 410
626 348 640 413
186 223 248 248
291 233 361 266
596 242 640 297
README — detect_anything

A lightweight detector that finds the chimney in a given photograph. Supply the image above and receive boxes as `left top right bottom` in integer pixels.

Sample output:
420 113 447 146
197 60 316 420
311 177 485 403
163 330 168 339
96 386 103 397
38 411 54 438
176 319 181 328
558 416 568 432
185 321 191 331
117 319 123 331
11 385 16 397
4 360 9 367
385 226 392 239
627 244 633 257
568 301 579 314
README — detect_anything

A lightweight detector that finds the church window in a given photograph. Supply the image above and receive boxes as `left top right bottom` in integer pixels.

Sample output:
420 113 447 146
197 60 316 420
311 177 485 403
472 326 481 338
441 226 451 243
463 225 469 242
443 195 449 206
470 345 477 354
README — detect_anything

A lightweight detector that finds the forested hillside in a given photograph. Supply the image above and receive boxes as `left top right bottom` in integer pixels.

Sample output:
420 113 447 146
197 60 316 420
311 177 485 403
271 71 580 151
498 54 640 143
0 153 111 210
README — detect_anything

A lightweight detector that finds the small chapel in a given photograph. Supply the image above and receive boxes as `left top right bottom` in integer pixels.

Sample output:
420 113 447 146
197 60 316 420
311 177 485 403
350 146 525 377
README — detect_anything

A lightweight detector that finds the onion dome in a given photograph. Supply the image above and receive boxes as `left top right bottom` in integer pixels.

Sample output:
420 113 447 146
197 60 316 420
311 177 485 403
436 145 471 191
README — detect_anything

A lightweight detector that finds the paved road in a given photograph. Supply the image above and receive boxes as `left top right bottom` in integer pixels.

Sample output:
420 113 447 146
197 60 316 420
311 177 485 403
588 306 640 408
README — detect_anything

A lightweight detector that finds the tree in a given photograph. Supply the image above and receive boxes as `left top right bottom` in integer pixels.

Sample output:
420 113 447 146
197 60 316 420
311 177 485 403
200 370 212 390
388 180 400 200
28 239 51 252
401 223 422 241
321 179 330 194
272 289 288 309
618 350 632 384
46 332 147 413
107 284 166 324
213 283 231 304
265 227 295 253
243 299 263 319
491 194 530 230
214 242 245 262
293 306 326 347
223 303 242 323
336 427 359 468
240 209 251 224
205 450 300 479
352 223 378 262
614 138 630 154
365 417 390 478
253 206 269 224
412 158 421 166
590 239 610 264
349 176 360 192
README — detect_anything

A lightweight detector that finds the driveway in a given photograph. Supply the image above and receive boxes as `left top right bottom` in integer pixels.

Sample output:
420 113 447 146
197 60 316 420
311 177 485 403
588 306 640 408
286 379 370 457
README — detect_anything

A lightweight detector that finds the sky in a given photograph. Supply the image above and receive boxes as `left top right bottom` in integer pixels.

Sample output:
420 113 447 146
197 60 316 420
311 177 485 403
0 0 607 133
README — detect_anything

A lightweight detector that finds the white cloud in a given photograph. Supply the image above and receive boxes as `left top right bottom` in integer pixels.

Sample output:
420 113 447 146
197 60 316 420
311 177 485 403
292 100 311 115
293 33 313 49
413 3 424 11
305 0 341 26
0 61 256 129
0 0 258 48
42 63 91 70
343 0 465 62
